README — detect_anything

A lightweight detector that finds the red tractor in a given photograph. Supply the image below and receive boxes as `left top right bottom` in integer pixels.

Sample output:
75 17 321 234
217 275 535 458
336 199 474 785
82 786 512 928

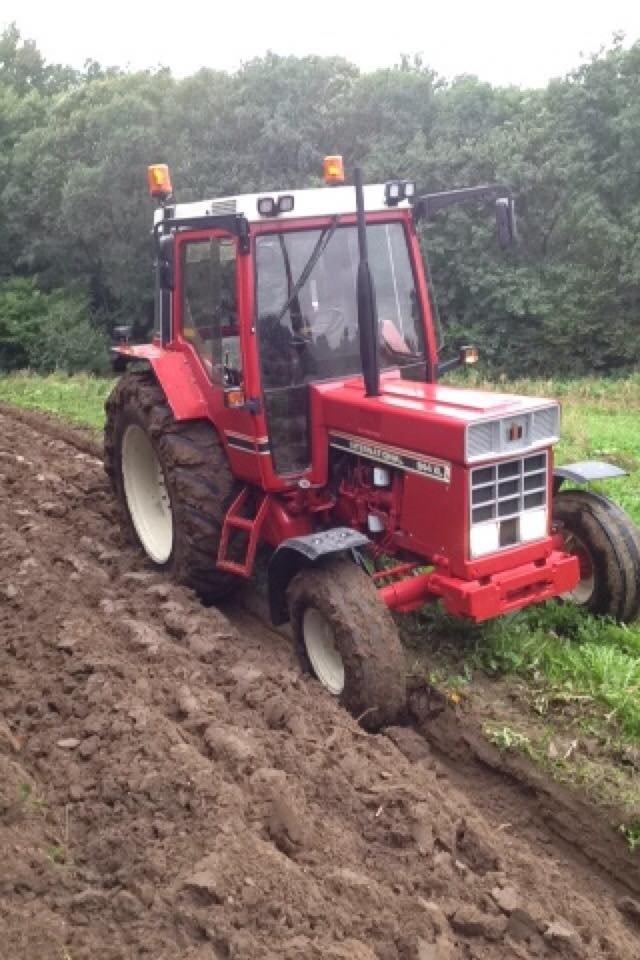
105 158 640 728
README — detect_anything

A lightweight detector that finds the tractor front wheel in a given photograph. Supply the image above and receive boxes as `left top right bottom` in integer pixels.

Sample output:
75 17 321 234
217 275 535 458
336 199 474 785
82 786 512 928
104 371 241 600
553 489 640 622
287 558 407 730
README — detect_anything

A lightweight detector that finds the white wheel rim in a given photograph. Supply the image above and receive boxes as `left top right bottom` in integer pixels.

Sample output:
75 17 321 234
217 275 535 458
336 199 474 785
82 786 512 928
122 424 173 564
567 572 595 605
303 607 345 696
562 531 595 605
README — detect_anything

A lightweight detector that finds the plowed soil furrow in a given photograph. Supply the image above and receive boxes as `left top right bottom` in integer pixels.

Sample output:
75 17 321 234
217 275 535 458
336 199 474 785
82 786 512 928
1 406 640 960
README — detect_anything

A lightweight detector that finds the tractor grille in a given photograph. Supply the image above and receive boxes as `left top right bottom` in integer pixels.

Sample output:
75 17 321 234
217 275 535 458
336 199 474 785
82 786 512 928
467 421 493 460
531 407 558 445
465 405 560 462
471 452 547 525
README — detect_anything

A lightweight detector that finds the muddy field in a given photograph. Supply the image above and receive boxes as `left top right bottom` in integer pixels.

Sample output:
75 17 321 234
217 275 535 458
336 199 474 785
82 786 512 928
1 405 640 960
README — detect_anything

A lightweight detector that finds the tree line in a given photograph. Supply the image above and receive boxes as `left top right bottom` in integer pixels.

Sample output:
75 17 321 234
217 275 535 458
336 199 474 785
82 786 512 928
0 24 639 377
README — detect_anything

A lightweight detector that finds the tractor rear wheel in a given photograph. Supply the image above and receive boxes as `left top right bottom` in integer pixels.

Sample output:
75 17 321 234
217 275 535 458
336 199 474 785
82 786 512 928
553 489 640 622
104 370 241 600
287 558 406 730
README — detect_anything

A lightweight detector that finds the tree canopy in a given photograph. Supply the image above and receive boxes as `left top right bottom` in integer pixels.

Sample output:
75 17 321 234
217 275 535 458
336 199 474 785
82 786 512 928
0 25 638 376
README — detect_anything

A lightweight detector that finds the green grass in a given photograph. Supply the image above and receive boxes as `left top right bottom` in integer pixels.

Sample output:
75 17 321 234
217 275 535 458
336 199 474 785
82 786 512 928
620 820 640 853
0 371 115 432
477 603 640 738
483 723 533 756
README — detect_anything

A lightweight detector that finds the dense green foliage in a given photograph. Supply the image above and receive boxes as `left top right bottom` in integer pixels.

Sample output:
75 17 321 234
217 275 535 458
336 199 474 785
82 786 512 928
0 278 108 373
1 25 639 374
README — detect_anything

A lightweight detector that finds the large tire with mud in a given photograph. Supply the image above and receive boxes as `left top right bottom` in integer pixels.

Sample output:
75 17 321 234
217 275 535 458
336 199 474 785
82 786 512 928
287 557 406 730
104 370 241 600
553 489 640 622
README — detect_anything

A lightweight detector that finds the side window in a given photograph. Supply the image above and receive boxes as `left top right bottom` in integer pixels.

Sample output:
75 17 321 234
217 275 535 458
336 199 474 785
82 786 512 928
182 237 242 385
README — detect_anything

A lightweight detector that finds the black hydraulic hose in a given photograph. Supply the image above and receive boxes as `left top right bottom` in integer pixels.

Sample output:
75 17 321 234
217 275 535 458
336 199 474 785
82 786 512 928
354 167 380 397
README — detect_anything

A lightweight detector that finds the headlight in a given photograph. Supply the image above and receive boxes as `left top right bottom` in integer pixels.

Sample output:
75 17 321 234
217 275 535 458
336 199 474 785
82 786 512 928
470 521 500 558
520 507 548 542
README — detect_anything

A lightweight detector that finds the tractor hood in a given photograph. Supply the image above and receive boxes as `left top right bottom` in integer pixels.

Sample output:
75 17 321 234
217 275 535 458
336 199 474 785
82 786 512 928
312 373 560 467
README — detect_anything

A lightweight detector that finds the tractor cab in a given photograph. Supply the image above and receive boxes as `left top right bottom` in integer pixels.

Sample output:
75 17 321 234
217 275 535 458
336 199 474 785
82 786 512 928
126 162 508 494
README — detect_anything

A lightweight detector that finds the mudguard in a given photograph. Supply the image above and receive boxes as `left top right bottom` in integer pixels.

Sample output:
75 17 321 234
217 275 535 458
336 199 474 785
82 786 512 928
268 527 369 625
112 344 208 422
554 460 628 490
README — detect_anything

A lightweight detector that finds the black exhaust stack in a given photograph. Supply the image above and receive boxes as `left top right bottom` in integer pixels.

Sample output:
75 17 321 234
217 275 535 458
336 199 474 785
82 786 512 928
354 167 380 398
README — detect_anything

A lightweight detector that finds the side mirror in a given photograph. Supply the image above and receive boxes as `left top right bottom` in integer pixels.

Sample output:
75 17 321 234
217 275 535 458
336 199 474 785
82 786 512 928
112 325 132 344
438 344 479 376
157 233 175 290
496 197 517 249
459 344 479 366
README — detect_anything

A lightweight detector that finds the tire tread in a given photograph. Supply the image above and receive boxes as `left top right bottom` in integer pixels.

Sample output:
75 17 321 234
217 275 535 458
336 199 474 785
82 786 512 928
287 558 406 729
553 489 640 622
104 370 241 600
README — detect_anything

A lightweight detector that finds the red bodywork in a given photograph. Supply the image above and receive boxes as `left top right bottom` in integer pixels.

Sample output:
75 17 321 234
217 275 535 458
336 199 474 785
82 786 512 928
115 206 580 621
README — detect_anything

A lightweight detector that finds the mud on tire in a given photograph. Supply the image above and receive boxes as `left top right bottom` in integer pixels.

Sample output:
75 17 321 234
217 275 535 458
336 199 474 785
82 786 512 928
553 489 640 622
105 370 241 600
287 557 407 730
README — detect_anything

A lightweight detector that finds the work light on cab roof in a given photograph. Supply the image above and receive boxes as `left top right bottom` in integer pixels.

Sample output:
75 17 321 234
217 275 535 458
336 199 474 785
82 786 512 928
105 152 639 733
323 155 345 184
147 163 173 200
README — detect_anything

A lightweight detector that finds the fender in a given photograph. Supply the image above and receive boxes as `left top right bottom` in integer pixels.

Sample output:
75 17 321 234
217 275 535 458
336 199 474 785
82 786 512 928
112 344 208 421
268 527 369 625
554 460 628 492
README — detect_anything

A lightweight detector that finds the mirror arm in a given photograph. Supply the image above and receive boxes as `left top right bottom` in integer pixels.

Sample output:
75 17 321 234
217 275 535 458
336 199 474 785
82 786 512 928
412 184 513 221
437 345 479 378
437 355 462 376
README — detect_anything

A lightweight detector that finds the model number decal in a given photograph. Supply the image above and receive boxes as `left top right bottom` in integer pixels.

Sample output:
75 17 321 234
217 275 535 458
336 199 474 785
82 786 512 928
329 432 451 483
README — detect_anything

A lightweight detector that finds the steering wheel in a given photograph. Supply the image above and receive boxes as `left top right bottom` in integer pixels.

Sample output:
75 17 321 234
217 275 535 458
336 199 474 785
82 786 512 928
310 307 346 342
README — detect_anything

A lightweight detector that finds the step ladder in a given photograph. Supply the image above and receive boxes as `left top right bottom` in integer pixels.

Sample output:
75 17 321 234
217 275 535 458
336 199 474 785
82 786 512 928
216 487 269 577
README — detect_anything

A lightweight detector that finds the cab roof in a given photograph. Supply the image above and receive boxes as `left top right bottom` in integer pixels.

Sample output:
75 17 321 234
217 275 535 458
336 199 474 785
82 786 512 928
153 183 410 228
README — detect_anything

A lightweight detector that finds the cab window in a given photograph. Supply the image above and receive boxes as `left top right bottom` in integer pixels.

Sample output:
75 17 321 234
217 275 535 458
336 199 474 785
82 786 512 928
256 222 424 474
182 237 242 386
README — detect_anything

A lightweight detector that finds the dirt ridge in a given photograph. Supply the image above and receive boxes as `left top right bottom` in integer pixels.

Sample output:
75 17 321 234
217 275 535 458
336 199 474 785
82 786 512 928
409 687 640 896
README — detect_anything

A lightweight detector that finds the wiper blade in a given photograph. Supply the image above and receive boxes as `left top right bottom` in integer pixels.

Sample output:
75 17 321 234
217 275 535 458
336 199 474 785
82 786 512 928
272 217 339 326
278 233 296 303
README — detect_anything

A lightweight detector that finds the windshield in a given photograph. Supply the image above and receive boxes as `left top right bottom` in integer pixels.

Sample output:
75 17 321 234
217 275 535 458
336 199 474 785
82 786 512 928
256 222 425 390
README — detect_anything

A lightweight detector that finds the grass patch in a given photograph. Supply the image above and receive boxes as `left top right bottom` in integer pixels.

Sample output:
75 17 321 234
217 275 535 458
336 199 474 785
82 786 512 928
409 601 640 744
46 844 67 865
483 723 533 756
620 820 640 853
0 371 114 432
407 600 640 814
477 603 640 739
